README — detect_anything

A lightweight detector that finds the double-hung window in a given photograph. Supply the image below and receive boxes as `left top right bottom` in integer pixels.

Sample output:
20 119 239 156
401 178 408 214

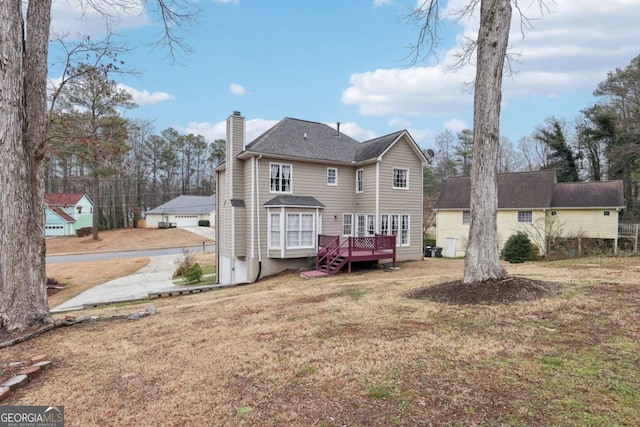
400 214 409 246
269 213 281 249
367 214 375 236
380 214 389 235
286 213 314 248
393 168 408 189
343 214 353 236
356 169 364 193
327 168 337 186
462 210 470 224
270 163 292 193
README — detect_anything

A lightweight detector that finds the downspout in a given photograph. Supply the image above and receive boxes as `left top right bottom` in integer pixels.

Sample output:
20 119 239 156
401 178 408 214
255 155 263 282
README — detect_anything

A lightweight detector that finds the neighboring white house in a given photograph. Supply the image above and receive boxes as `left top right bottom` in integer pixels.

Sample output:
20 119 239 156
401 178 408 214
215 111 428 285
44 193 94 236
145 195 216 228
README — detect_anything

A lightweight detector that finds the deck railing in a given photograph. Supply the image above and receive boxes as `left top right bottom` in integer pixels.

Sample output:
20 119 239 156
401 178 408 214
618 223 639 237
317 234 397 274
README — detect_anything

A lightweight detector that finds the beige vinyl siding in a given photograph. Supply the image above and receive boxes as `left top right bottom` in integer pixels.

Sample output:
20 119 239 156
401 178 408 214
435 210 469 257
548 209 618 239
227 117 245 200
377 136 424 260
217 168 232 255
256 157 359 259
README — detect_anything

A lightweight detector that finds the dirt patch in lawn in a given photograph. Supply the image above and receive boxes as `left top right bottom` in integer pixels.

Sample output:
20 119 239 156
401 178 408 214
404 276 559 305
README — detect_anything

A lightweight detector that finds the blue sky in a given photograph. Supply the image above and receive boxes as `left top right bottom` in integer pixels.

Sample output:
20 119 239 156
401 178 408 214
49 0 640 151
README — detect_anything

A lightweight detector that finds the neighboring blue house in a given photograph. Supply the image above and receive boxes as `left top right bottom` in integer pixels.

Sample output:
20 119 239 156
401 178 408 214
44 193 94 236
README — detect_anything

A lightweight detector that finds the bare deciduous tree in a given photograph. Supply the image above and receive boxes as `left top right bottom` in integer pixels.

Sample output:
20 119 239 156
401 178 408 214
0 0 197 332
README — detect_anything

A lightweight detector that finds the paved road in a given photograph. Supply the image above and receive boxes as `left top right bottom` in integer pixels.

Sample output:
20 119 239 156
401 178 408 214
46 244 214 264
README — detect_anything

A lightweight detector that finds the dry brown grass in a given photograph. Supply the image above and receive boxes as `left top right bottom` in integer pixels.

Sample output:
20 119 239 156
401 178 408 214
4 256 640 426
46 227 214 255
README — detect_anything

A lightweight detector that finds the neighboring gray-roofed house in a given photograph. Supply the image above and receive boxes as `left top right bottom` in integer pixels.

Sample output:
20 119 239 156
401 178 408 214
145 195 216 228
215 112 429 285
434 170 625 257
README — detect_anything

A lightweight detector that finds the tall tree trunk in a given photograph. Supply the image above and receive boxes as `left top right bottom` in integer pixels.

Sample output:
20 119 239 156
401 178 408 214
0 0 53 331
92 172 100 239
463 0 511 284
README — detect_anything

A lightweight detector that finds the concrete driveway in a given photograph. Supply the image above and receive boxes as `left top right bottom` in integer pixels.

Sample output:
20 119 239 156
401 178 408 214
51 226 218 313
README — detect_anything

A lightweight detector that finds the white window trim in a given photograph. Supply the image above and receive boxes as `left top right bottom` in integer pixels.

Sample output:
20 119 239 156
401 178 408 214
392 168 409 190
400 214 410 246
268 212 282 250
269 162 293 194
286 212 315 249
462 210 470 225
342 213 354 237
380 214 390 235
356 169 364 193
327 168 338 186
517 210 533 223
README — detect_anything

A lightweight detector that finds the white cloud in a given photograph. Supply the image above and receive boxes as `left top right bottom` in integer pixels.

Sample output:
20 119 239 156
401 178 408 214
342 65 474 117
373 0 393 7
389 118 412 128
185 118 278 143
343 0 640 119
51 0 151 40
119 84 174 105
229 83 247 95
443 118 467 133
325 122 378 141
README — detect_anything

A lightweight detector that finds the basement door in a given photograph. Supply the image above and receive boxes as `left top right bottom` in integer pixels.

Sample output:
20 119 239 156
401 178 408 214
445 238 456 257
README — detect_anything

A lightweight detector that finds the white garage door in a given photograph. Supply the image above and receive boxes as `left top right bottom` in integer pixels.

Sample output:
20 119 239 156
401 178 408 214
45 224 66 236
174 215 200 227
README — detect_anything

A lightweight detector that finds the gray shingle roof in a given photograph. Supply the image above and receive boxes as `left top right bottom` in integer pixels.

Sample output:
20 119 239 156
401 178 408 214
355 131 404 162
147 195 216 214
264 195 325 208
245 118 361 162
243 118 417 164
551 180 624 208
434 170 624 210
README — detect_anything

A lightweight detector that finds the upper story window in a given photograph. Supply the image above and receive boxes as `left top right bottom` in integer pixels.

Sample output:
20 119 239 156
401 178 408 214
270 163 292 193
604 210 611 216
462 210 470 224
327 168 337 186
517 210 533 223
393 168 408 189
356 169 364 193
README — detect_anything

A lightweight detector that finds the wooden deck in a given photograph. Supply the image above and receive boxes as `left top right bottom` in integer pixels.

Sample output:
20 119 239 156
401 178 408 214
301 234 396 278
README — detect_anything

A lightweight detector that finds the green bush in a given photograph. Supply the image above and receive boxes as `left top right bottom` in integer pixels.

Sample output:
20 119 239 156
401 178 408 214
501 232 535 263
183 263 203 284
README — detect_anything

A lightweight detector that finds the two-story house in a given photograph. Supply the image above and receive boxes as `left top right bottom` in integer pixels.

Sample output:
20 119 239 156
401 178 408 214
215 111 428 285
44 193 94 236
